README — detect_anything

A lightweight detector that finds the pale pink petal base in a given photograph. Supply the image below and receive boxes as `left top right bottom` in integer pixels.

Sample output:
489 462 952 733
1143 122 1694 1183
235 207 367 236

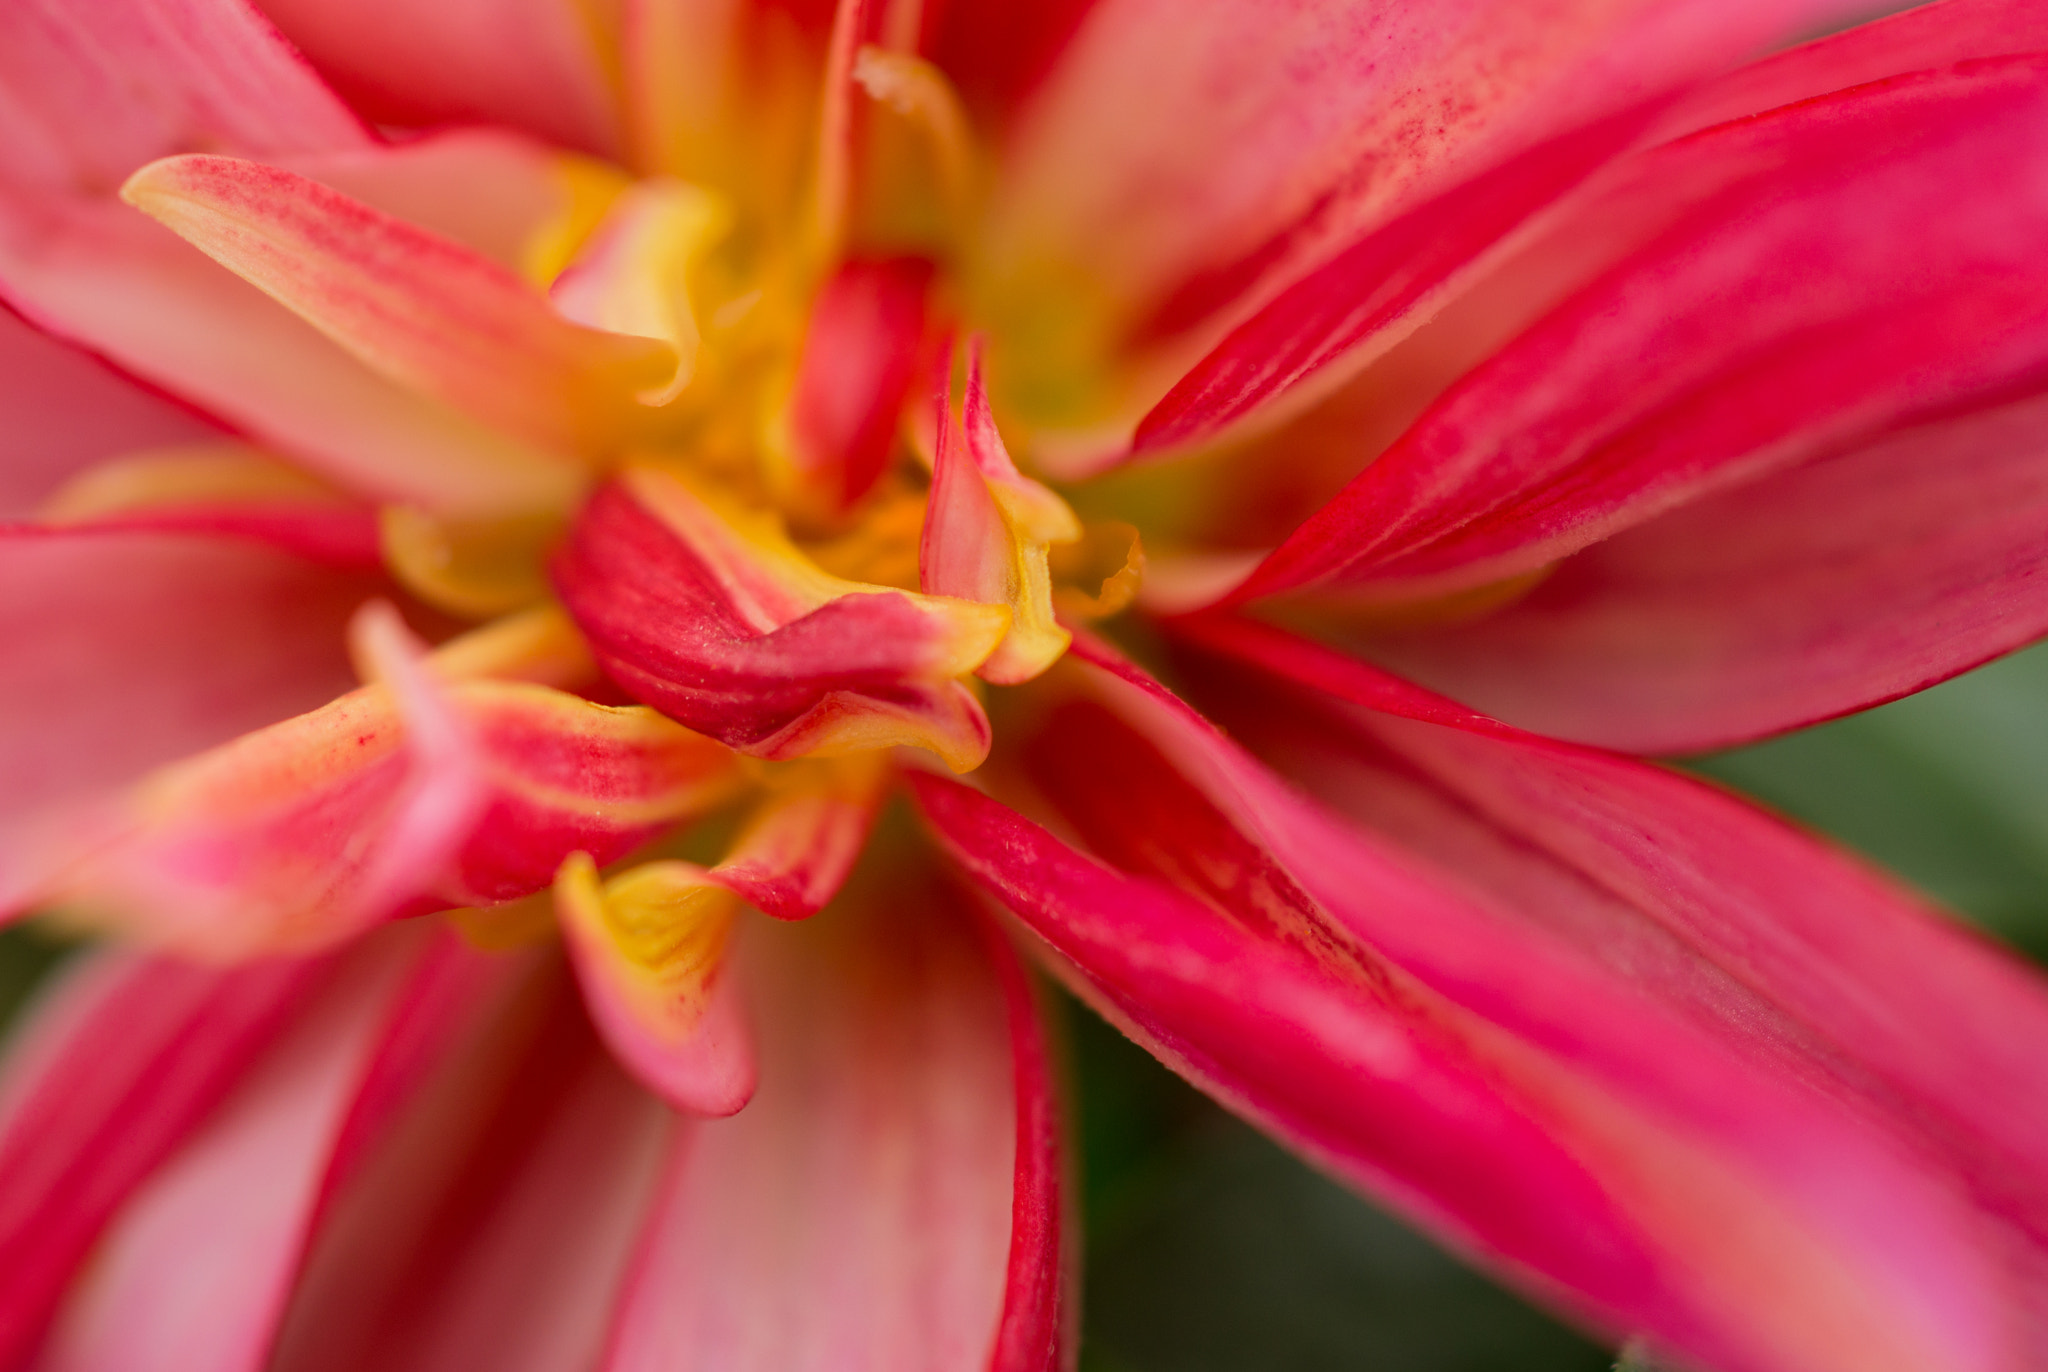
598 881 1065 1371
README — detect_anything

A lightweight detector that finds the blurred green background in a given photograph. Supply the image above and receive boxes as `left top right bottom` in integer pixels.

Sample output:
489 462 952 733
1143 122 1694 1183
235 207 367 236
4 640 2045 1372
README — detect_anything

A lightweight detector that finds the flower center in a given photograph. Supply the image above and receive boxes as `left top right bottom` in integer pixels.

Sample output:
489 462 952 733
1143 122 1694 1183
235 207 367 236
368 43 1141 775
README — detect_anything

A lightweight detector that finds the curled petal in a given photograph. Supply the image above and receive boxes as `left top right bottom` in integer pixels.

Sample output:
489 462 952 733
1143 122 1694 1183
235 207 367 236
554 467 1006 770
920 343 1079 684
121 156 677 455
550 180 732 405
556 854 755 1117
712 755 889 920
597 877 1066 1371
15 615 743 957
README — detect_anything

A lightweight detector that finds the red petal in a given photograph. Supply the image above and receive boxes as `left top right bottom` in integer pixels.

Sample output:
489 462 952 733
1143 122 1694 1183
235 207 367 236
255 0 624 157
1235 60 2048 604
0 947 336 1367
1671 0 2048 135
981 0 1873 424
914 637 2048 1372
1348 389 2048 752
597 880 1063 1370
784 256 934 510
1130 104 1659 457
554 470 1005 770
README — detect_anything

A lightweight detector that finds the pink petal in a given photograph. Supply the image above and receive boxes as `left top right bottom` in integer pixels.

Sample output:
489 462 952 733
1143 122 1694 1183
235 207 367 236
0 527 376 833
913 638 2047 1372
270 958 673 1372
37 924 513 1372
1349 388 2048 752
121 155 674 457
784 256 935 510
0 0 365 196
255 0 623 157
553 469 1006 771
1670 0 2048 136
0 197 585 517
0 946 336 1367
598 881 1065 1371
13 619 743 956
281 128 584 272
1235 59 2048 605
0 306 221 517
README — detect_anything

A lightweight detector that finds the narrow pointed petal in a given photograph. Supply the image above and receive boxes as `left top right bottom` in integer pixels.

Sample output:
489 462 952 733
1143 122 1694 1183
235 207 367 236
0 528 376 843
598 880 1061 1372
1670 0 2048 136
0 306 221 517
1351 388 2048 752
783 256 935 510
39 927 535 1372
1129 104 1659 458
0 202 587 517
0 0 366 195
0 948 336 1367
555 855 756 1117
15 619 744 956
920 346 1079 682
913 639 2046 1372
1235 60 2048 605
121 156 676 455
554 466 1007 770
254 0 624 157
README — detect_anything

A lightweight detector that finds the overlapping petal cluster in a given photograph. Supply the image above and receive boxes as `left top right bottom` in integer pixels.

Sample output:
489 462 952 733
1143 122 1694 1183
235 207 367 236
3 1 2048 1369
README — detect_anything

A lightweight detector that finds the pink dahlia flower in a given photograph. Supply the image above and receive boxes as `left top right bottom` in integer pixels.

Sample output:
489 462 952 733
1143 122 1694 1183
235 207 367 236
3 0 2048 1368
